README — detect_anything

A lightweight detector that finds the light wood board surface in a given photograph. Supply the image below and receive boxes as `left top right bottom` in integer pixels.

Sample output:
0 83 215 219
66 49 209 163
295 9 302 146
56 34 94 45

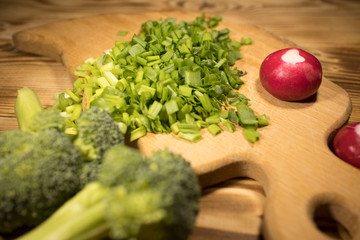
1 2 360 240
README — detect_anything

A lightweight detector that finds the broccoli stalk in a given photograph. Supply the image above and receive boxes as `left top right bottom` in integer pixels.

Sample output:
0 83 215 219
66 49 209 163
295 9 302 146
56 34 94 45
17 182 110 240
15 87 43 131
18 145 201 240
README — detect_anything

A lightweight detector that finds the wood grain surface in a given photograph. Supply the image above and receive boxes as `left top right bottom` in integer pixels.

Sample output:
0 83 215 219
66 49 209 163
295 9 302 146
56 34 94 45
1 1 360 240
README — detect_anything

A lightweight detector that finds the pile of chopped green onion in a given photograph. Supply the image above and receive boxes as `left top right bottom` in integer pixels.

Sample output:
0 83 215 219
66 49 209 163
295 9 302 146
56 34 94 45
54 14 268 143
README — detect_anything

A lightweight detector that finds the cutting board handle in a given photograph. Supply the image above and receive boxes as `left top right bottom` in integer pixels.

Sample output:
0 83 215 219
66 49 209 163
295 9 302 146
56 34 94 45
258 150 360 240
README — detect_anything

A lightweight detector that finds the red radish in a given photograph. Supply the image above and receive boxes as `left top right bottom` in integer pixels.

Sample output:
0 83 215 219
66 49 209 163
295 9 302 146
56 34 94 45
333 122 360 169
259 48 322 101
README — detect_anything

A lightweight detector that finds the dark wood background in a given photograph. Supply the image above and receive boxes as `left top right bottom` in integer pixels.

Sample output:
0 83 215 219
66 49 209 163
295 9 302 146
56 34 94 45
0 0 359 239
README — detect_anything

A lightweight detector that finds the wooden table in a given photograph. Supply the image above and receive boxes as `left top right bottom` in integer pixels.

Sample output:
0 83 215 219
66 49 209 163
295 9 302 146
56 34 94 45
0 1 359 239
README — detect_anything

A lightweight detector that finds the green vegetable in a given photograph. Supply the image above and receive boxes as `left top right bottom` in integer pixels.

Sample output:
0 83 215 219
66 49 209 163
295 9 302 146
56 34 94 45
0 86 130 233
18 145 201 240
54 14 268 143
28 108 66 133
0 129 83 233
74 106 125 186
15 87 43 131
74 107 124 162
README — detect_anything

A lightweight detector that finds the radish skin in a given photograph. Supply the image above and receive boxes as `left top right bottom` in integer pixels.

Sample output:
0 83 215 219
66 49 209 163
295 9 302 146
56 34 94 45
260 48 322 101
333 122 360 169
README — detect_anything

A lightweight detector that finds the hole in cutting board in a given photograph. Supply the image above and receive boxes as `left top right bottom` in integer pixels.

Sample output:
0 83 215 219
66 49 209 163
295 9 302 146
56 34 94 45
189 177 266 240
313 203 351 239
311 195 359 240
192 160 268 240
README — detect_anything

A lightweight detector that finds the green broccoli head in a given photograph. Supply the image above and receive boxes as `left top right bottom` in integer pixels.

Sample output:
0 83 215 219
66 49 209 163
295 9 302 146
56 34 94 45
74 107 124 162
144 150 201 240
74 107 124 186
100 145 201 240
28 108 66 133
0 129 82 233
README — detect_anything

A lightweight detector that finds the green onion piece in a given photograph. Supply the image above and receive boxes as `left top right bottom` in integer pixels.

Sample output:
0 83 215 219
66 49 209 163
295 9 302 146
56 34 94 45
165 99 179 115
194 90 213 112
185 71 201 87
138 85 156 97
219 111 228 119
236 102 258 126
179 85 193 97
228 108 239 123
117 31 128 36
205 114 220 124
208 124 222 136
135 70 144 83
65 89 81 103
221 119 236 133
178 132 202 143
132 35 147 48
201 32 213 42
103 71 118 86
243 128 260 143
74 70 90 77
65 127 77 136
130 126 147 141
96 77 111 88
178 123 200 133
70 104 82 121
147 101 163 120
135 56 147 66
168 113 177 125
170 121 180 134
241 37 253 45
146 55 160 61
257 114 269 126
129 44 145 57
161 49 174 62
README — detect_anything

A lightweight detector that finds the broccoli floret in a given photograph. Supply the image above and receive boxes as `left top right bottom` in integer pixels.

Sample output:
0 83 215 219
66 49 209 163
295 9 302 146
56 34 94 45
28 108 66 133
14 86 124 187
18 145 201 240
0 129 83 233
74 107 124 162
74 107 124 186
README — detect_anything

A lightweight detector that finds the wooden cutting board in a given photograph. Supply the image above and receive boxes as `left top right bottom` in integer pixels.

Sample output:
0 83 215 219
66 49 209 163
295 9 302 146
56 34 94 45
12 11 360 240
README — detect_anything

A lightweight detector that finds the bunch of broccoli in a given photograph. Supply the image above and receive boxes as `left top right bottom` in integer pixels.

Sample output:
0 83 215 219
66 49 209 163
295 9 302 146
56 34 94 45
0 87 201 239
18 144 201 240
0 87 124 233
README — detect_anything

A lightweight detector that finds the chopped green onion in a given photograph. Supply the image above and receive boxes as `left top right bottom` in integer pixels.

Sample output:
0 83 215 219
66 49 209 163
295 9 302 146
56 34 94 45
221 119 236 133
147 101 163 120
58 14 266 143
208 124 222 136
178 123 200 134
256 114 269 126
205 115 220 124
65 89 81 103
243 128 260 143
236 102 258 126
130 126 147 141
178 132 202 142
117 31 128 36
165 99 179 115
179 85 193 97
